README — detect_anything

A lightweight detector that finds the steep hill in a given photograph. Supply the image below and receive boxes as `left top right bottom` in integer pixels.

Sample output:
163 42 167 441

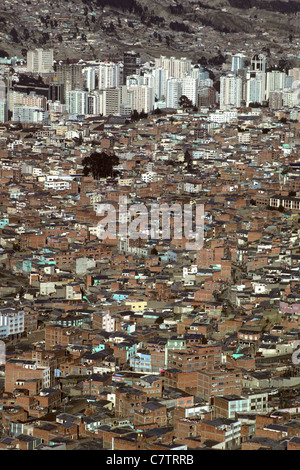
0 0 298 64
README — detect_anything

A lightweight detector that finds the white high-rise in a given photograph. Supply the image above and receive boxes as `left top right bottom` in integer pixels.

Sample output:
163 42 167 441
182 77 198 106
98 62 121 90
153 68 169 101
166 78 182 109
66 90 89 115
219 74 242 110
83 67 96 92
246 76 264 106
231 53 245 74
265 70 287 100
127 85 154 113
27 48 54 74
155 56 192 79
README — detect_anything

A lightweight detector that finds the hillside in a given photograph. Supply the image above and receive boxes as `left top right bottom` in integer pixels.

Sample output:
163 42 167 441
0 0 299 66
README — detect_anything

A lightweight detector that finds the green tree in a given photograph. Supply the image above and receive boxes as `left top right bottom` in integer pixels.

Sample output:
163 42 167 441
178 95 193 110
82 151 119 179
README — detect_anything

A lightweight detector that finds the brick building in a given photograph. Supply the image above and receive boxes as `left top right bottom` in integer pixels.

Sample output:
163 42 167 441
167 344 222 372
5 359 52 395
133 401 167 428
115 386 148 419
197 367 243 401
45 324 82 350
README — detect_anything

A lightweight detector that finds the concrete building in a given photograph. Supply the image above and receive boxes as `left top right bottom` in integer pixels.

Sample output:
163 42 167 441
98 62 121 90
0 308 25 338
219 74 242 110
27 48 54 74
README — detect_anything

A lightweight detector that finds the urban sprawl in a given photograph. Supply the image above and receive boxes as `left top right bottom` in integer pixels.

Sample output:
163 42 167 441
0 44 300 451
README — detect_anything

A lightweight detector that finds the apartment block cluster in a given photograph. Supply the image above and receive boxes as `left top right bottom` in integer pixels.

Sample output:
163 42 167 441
220 53 300 110
0 46 300 450
1 50 215 124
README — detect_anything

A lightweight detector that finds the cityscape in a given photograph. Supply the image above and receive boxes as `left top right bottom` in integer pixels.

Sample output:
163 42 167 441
0 0 300 454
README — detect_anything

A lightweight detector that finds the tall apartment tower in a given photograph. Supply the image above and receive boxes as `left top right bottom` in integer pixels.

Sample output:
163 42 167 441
99 87 121 116
153 68 169 101
265 70 287 100
246 75 265 106
27 48 54 74
83 66 96 92
123 51 141 85
219 74 242 110
166 78 182 109
0 79 7 123
231 53 245 74
98 62 121 90
155 56 192 79
66 90 89 115
55 62 84 99
127 85 154 113
182 76 198 106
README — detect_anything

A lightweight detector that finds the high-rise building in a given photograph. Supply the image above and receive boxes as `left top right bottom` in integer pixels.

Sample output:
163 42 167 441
127 85 154 113
123 51 141 84
155 56 192 79
48 82 65 104
98 62 121 90
269 90 283 110
55 62 84 98
198 86 217 108
27 48 54 74
219 74 242 110
182 77 198 106
0 79 7 123
83 66 96 92
153 68 169 101
250 54 266 73
99 87 121 116
166 78 182 109
288 67 300 83
246 75 265 106
66 90 89 115
231 53 245 74
266 70 286 100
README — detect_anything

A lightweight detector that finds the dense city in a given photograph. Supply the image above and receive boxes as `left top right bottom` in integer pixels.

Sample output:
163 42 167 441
0 0 300 453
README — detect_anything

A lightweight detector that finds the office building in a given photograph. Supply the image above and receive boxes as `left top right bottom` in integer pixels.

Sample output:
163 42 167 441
153 68 169 101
